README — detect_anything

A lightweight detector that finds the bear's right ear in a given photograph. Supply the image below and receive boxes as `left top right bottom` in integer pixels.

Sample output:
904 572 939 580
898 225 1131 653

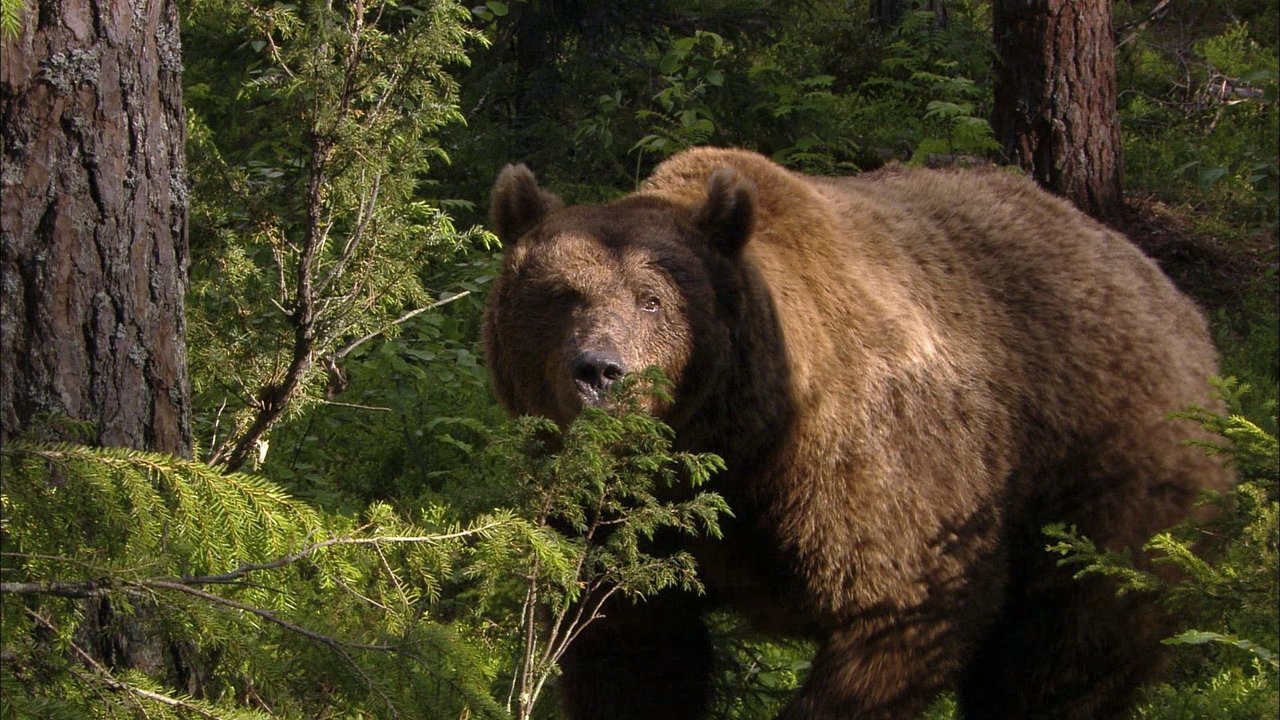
696 168 756 255
490 163 563 246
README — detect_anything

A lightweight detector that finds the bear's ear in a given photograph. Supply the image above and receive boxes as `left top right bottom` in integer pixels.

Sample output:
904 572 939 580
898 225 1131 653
490 163 563 246
696 168 756 255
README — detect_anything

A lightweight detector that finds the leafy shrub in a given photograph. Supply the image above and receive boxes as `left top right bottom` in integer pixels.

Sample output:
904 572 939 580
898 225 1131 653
1120 20 1279 230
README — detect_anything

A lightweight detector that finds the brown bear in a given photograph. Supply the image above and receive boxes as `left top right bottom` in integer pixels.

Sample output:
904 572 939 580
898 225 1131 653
482 147 1233 720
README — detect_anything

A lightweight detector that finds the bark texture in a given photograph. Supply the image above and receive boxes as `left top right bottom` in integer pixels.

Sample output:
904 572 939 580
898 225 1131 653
992 0 1123 219
1 0 190 455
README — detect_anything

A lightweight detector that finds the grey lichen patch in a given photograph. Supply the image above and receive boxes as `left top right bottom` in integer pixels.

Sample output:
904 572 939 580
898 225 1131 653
1 158 24 188
1 269 20 299
169 171 188 207
128 341 148 367
40 48 101 94
156 21 183 74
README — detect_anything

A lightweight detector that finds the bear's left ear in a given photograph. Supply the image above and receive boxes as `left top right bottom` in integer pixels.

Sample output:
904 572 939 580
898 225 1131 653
696 168 756 255
490 163 564 247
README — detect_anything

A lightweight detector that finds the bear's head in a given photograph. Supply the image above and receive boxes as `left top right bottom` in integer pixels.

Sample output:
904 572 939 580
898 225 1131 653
482 163 756 427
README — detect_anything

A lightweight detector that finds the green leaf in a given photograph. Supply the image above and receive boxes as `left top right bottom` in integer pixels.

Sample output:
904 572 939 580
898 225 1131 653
1164 630 1279 668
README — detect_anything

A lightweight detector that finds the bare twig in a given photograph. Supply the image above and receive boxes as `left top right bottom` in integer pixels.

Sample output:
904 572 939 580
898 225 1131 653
315 172 382 299
2 579 115 598
334 290 472 360
318 399 394 412
513 491 624 720
0 520 507 597
218 138 331 473
1115 0 1172 49
143 579 395 653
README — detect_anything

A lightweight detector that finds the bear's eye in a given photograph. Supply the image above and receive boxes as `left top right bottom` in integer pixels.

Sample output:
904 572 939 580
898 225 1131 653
640 295 661 313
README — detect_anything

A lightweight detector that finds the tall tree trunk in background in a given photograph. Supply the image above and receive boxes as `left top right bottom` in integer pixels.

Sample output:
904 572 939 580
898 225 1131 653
871 0 909 28
992 0 1123 219
1 0 190 454
872 0 949 29
1 0 191 681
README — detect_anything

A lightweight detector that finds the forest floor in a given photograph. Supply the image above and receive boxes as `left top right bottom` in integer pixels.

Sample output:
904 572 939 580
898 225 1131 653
1117 196 1278 315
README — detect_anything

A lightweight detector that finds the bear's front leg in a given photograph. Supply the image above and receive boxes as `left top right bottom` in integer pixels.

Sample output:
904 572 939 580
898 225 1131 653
559 590 712 720
777 612 963 720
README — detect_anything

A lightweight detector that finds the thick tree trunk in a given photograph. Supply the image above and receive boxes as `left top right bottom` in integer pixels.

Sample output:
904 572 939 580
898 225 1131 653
992 0 1123 219
2 0 193 685
1 0 190 455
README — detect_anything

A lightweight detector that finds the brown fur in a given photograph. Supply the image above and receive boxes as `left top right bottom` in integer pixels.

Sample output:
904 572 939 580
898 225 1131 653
483 148 1233 720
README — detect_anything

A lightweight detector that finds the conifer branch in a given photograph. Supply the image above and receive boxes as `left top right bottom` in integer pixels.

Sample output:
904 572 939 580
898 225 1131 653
27 609 231 720
141 579 397 654
16 578 402 714
1 520 509 595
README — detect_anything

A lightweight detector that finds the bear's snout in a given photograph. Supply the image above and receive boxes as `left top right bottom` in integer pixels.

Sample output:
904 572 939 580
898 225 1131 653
572 350 625 405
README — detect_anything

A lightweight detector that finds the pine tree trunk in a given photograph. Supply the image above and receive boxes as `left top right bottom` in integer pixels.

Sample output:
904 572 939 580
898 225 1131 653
2 0 193 685
992 0 1123 219
1 0 190 455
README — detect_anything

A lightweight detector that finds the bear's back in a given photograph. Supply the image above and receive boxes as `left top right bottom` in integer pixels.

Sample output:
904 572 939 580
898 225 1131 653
647 149 1229 547
808 166 1230 539
809 166 1218 426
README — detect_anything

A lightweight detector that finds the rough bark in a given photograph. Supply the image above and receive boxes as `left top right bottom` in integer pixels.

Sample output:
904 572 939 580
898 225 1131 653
1 0 191 455
992 0 1124 219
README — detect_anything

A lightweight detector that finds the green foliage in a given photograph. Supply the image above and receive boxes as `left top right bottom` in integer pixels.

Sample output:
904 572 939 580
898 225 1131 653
1043 381 1279 719
483 373 728 598
1044 523 1162 594
707 612 812 720
0 0 24 39
829 7 994 167
633 31 732 159
182 0 489 469
1215 292 1280 436
1133 665 1279 720
1119 16 1279 230
0 440 518 719
1 442 322 600
259 277 501 508
1 375 728 719
467 372 729 719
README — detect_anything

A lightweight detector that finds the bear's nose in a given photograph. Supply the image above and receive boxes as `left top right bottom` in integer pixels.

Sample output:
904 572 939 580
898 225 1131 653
572 351 625 403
